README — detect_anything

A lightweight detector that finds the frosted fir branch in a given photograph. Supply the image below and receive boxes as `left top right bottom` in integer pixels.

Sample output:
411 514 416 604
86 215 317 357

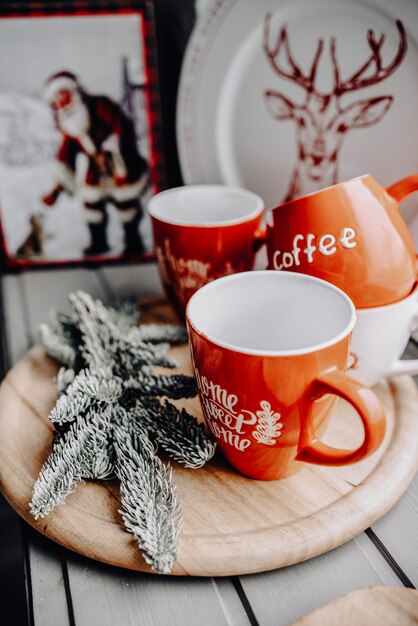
69 368 122 402
32 290 208 573
136 398 216 469
69 291 118 368
113 415 181 574
69 292 180 372
101 297 186 343
55 367 76 394
127 371 197 399
78 410 114 481
47 310 69 337
116 340 177 372
127 324 188 345
78 318 114 368
108 298 140 331
91 450 115 480
30 434 86 518
89 433 115 481
118 405 156 456
53 312 84 352
49 389 92 425
45 311 85 373
39 324 76 368
30 408 112 518
49 369 121 424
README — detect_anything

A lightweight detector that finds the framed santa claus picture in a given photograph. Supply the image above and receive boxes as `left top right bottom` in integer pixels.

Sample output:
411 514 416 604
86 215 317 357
0 0 165 268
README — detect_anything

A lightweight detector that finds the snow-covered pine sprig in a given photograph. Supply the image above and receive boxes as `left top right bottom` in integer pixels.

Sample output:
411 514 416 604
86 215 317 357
135 397 217 469
30 290 216 573
30 403 114 518
113 408 181 574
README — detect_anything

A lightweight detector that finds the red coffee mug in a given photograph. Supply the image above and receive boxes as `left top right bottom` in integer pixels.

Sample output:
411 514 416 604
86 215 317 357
266 174 418 309
148 185 264 317
186 271 386 481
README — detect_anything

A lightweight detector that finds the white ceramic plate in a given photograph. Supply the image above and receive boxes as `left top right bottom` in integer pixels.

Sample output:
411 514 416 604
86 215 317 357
177 0 418 218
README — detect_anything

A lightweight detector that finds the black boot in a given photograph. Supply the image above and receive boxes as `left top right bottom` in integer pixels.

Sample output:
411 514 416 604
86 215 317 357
122 215 145 256
84 221 110 256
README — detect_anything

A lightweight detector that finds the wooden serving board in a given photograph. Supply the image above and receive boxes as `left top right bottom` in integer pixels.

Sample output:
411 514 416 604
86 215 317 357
291 586 418 626
1 297 418 576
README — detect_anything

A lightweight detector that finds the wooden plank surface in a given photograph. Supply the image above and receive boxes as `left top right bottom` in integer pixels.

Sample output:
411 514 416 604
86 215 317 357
2 264 417 626
371 473 418 587
2 273 30 364
2 271 92 626
66 553 250 626
1 274 42 626
20 268 109 341
28 531 71 626
239 534 402 626
368 342 418 587
99 263 163 300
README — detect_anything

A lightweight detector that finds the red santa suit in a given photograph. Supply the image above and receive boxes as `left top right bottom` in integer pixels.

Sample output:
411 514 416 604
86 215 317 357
43 71 148 256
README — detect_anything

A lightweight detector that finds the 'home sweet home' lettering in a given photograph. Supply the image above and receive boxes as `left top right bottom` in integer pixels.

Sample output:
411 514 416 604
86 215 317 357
156 239 211 303
194 367 257 451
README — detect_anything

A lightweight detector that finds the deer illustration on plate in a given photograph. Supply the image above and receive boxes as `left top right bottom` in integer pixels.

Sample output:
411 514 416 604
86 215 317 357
263 14 407 201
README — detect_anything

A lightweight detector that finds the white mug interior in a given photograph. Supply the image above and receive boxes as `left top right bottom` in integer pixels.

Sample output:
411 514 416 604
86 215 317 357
187 271 355 355
147 184 264 226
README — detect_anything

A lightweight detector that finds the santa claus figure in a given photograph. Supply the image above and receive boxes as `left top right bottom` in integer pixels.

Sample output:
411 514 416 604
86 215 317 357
42 70 148 256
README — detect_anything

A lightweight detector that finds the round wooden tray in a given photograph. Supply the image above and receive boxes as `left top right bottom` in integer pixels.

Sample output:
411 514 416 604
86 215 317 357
1 302 418 576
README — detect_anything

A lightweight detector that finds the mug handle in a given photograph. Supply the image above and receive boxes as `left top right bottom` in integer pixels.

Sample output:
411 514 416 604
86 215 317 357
296 370 386 465
386 174 418 273
252 228 267 253
386 174 418 203
388 302 418 377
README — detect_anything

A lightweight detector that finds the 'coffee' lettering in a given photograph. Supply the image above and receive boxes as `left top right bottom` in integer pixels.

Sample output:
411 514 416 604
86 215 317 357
273 228 356 270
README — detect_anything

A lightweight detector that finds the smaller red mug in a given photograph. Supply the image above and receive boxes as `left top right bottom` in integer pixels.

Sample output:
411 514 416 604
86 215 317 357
148 185 264 317
266 174 418 309
186 271 386 481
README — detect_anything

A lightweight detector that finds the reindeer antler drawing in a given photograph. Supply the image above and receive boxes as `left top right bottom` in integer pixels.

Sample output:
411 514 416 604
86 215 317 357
263 15 407 200
331 20 406 95
263 14 324 94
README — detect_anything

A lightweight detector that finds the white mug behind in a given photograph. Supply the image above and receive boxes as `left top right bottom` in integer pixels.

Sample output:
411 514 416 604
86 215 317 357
348 284 418 386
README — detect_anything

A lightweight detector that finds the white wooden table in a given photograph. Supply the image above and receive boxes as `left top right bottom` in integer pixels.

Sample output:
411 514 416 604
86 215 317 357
0 264 417 626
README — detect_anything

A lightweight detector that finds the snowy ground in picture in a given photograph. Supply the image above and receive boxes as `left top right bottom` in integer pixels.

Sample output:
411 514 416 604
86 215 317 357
0 161 153 261
0 162 153 262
